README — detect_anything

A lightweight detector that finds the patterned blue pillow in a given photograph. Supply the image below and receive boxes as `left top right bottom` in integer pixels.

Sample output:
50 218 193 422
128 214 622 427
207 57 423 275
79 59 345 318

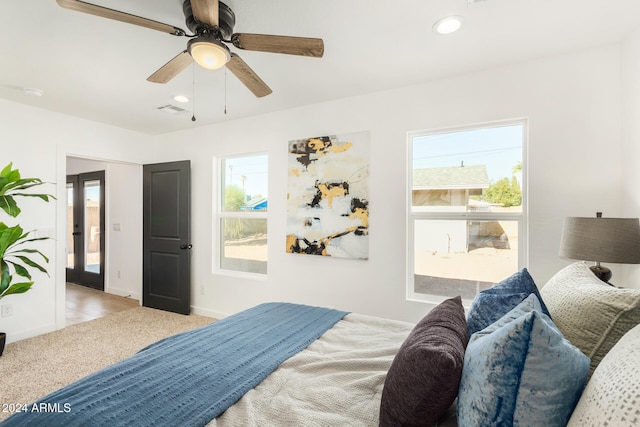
466 268 550 337
457 294 590 427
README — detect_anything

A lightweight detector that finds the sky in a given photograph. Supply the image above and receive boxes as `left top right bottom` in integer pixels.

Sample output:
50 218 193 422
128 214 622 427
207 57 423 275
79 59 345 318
223 154 269 199
412 123 523 183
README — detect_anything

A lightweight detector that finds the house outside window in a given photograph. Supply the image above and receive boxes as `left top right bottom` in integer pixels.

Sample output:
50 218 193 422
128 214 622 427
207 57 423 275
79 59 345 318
408 120 526 304
217 153 268 275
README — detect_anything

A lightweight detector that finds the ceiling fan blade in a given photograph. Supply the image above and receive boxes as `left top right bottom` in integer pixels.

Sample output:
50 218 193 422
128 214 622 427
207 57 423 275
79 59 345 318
231 33 324 58
147 51 193 83
190 0 219 28
226 53 272 98
56 0 186 36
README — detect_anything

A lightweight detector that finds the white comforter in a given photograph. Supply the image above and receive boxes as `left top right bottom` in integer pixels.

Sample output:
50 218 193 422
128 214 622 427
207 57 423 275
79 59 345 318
208 313 413 427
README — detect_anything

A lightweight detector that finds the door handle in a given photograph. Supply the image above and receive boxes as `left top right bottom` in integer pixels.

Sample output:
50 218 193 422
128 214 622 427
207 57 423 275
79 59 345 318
180 244 193 250
72 231 81 236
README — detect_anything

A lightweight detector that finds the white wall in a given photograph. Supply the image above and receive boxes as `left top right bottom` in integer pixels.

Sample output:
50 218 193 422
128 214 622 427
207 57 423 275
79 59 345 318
66 157 108 175
105 162 143 300
0 101 152 343
622 27 640 286
0 101 58 343
153 44 625 323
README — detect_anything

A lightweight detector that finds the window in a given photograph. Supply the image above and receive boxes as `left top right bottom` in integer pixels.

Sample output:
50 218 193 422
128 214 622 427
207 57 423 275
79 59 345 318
408 120 526 303
217 153 268 275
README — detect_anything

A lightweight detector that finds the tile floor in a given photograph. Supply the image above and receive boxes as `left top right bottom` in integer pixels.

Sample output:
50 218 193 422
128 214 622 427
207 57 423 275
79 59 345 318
65 283 139 326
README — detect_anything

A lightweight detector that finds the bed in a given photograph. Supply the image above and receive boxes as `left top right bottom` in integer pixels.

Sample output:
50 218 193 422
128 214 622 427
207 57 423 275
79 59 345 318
0 302 416 427
7 263 637 426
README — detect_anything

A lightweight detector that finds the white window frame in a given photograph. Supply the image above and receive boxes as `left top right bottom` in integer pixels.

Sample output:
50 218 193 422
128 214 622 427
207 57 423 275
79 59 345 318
406 118 528 305
213 152 269 278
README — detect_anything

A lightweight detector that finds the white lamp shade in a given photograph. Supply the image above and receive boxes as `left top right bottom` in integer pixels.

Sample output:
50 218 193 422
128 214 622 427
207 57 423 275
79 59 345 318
559 216 640 264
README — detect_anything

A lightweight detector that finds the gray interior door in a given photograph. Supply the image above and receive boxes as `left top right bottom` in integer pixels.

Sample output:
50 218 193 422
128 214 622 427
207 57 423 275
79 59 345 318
143 161 191 314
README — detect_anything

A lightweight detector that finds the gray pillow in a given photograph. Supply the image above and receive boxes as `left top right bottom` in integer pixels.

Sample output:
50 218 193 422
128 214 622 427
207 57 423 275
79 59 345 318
379 296 468 427
540 261 640 375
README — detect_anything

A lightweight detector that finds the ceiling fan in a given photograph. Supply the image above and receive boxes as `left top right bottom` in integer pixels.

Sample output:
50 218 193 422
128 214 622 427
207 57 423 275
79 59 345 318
56 0 324 97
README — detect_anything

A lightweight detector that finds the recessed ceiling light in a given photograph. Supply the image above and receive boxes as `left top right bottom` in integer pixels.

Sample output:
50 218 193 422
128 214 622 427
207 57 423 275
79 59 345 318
23 87 45 97
433 15 463 35
173 95 189 103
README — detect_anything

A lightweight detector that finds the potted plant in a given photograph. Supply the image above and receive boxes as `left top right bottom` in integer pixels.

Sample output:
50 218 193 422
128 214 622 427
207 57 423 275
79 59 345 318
0 162 54 356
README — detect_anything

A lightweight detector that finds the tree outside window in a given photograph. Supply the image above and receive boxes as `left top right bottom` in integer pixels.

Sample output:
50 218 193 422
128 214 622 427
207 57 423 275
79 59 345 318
218 154 268 275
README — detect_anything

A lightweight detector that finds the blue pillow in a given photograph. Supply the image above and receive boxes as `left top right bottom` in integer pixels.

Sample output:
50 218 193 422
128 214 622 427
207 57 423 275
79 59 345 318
457 294 590 427
466 268 550 337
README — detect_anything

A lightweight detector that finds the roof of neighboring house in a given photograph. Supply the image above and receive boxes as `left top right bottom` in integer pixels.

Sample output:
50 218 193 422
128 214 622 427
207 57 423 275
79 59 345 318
241 197 268 210
413 165 490 190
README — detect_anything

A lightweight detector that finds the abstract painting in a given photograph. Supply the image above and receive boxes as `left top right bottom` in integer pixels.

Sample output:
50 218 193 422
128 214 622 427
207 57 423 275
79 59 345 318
286 132 369 259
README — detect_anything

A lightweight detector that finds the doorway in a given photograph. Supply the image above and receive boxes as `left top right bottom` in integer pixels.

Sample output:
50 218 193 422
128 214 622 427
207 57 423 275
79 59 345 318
66 171 106 290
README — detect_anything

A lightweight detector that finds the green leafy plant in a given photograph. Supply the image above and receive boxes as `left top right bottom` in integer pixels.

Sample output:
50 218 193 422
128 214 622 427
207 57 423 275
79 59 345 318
0 162 53 217
0 223 49 299
0 162 53 300
483 176 522 208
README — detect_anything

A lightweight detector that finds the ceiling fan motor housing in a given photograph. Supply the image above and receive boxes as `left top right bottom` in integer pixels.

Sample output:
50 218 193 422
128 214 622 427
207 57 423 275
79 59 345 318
183 0 235 39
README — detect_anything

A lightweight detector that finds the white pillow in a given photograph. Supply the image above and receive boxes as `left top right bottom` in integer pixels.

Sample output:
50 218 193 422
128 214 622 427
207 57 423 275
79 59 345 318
568 323 640 426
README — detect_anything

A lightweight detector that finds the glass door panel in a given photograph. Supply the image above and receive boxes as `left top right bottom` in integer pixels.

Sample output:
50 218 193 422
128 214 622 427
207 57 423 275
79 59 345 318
66 182 74 269
83 179 101 274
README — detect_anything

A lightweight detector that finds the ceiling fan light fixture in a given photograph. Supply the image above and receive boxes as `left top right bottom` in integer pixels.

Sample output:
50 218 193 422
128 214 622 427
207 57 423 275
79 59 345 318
433 15 463 35
188 37 230 70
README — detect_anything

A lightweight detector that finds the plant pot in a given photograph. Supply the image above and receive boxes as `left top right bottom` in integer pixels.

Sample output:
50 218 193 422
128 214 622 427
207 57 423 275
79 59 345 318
0 332 5 356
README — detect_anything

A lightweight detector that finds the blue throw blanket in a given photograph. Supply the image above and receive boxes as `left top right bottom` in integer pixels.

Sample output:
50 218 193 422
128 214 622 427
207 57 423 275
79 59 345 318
2 302 349 427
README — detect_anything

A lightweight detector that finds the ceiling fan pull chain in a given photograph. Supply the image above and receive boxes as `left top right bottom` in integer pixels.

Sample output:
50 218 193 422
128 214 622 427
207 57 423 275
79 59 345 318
224 68 228 115
191 63 197 122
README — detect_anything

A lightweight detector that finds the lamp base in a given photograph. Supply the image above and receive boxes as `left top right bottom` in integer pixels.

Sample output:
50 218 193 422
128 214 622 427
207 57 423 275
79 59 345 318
589 265 614 285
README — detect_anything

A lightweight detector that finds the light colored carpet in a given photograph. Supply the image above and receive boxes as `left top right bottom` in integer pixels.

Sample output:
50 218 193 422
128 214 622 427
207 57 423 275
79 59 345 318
0 307 215 421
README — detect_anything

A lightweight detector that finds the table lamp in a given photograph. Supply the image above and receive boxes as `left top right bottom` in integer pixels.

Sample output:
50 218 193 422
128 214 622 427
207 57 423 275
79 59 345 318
559 212 640 284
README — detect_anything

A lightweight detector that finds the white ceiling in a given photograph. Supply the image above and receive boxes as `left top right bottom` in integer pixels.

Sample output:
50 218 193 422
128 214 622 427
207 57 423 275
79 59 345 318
1 0 639 135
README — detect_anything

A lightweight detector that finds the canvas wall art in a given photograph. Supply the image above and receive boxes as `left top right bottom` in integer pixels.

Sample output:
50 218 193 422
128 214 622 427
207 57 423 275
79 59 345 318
286 132 370 259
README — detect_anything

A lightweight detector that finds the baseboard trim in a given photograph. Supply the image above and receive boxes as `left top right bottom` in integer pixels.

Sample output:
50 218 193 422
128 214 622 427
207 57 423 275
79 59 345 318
104 286 141 302
5 323 57 344
191 305 228 319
